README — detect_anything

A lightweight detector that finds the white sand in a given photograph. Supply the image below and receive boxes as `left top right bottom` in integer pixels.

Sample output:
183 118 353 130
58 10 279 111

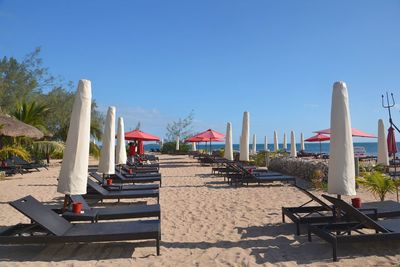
1 154 400 266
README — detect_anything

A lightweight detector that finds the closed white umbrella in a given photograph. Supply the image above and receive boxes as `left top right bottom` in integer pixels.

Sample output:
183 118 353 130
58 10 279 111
115 117 127 166
192 142 197 151
290 131 297 158
283 133 287 150
98 106 116 175
264 136 268 151
176 136 180 151
224 122 233 160
328 81 356 196
239 111 250 161
160 138 164 149
377 119 389 166
274 131 279 152
301 133 305 151
252 134 257 155
57 79 92 196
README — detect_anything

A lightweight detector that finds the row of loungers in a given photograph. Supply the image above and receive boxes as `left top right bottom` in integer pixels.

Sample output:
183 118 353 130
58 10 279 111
282 185 400 261
0 165 163 256
195 154 296 186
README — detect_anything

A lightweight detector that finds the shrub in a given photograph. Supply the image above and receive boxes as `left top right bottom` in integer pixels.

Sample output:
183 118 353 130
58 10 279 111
357 171 396 201
161 142 190 154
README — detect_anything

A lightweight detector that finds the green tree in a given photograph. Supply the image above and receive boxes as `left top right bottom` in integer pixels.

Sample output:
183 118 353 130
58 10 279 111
357 172 396 201
12 100 49 133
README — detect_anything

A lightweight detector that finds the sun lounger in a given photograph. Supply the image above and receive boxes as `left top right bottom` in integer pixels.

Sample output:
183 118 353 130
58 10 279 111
59 195 161 222
113 171 162 187
283 186 400 235
85 179 160 203
308 194 400 261
118 167 161 178
90 172 159 191
0 195 161 255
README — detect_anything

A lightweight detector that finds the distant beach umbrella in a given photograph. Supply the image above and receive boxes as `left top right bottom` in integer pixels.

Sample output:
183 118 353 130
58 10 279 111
239 111 250 161
283 133 287 150
264 136 268 151
305 133 330 154
192 142 197 151
290 131 297 158
328 81 356 196
115 117 127 165
224 122 233 161
176 136 180 151
274 131 278 152
98 106 116 175
300 133 305 151
160 138 164 148
387 126 397 157
57 80 91 195
252 134 257 155
377 119 389 166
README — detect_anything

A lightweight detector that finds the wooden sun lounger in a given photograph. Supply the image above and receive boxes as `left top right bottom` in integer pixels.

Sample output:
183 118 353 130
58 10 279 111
0 195 161 255
90 172 159 191
85 180 160 203
283 186 400 235
118 168 161 178
308 194 400 261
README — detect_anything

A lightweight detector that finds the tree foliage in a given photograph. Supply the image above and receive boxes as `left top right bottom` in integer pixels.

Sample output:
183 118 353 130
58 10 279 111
166 111 194 141
357 171 396 201
0 48 104 142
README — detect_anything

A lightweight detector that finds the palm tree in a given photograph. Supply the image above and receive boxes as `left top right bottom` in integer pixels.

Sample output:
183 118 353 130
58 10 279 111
32 141 64 163
12 100 49 134
357 172 396 201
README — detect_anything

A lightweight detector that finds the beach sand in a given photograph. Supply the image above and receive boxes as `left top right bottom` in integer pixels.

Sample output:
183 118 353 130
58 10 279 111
0 154 400 266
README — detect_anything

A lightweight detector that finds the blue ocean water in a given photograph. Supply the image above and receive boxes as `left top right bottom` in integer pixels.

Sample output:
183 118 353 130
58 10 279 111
145 142 389 156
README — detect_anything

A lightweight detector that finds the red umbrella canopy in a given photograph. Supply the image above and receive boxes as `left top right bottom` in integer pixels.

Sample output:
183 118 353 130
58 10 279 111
193 129 225 141
186 136 207 142
387 126 397 156
305 134 331 142
314 128 376 138
125 129 160 141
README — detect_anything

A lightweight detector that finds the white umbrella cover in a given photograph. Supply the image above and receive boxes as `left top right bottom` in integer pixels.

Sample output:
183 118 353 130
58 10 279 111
290 131 297 158
239 111 250 161
224 122 234 160
283 133 287 150
301 133 305 151
252 134 257 155
176 136 180 151
192 142 197 151
377 119 389 166
328 81 356 196
98 106 116 175
115 117 127 165
57 80 92 195
264 136 268 151
274 131 279 152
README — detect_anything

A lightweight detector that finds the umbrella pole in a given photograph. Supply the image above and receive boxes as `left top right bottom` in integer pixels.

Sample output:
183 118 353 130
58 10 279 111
62 194 70 212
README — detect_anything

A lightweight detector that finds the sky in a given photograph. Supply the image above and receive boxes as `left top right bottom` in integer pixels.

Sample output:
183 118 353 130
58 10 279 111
1 0 400 143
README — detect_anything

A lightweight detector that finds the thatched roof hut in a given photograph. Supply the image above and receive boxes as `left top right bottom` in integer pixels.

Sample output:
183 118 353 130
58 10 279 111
0 115 44 140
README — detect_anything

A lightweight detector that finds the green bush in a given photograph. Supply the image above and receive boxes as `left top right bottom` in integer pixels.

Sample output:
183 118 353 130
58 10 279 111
161 142 190 154
357 171 396 201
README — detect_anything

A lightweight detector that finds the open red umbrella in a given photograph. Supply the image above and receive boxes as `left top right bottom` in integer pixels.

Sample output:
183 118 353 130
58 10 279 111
125 129 160 141
314 128 376 138
388 126 397 157
305 134 331 154
188 129 225 153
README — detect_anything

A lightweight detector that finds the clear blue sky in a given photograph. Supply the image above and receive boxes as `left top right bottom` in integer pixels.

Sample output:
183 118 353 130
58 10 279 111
1 0 400 143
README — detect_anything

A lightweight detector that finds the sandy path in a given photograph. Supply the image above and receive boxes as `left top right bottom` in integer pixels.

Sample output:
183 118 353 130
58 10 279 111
0 154 399 266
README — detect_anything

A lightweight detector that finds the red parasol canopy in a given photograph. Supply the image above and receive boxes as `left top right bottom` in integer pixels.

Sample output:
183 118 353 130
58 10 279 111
314 128 376 138
387 126 397 156
305 134 331 142
186 136 207 142
193 129 225 141
125 129 160 141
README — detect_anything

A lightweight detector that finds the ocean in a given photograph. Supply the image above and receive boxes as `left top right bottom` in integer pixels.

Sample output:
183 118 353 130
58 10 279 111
145 142 389 156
